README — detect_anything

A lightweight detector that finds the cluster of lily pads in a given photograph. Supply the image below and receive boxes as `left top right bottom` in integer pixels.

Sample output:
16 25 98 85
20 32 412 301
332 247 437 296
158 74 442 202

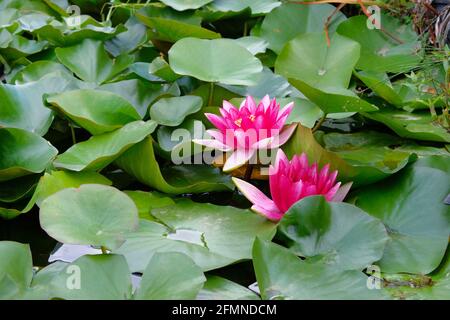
0 0 449 300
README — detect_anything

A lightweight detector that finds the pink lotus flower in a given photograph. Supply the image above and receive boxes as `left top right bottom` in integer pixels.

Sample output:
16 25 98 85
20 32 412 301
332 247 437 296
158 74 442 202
232 149 352 221
193 95 297 172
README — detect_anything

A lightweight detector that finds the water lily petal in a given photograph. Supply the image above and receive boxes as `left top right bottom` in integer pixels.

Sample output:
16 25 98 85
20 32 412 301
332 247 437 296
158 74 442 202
192 139 232 151
232 177 282 220
205 113 227 131
331 182 353 202
223 148 255 172
267 123 297 148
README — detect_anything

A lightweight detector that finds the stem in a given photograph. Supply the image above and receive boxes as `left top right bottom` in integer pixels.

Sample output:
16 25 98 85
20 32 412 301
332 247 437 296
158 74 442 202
208 82 215 106
101 246 108 254
243 21 248 37
244 164 254 181
69 122 77 144
312 114 327 133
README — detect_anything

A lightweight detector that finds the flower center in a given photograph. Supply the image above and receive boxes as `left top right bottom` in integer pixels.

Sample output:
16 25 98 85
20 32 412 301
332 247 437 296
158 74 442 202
248 114 256 122
234 118 242 127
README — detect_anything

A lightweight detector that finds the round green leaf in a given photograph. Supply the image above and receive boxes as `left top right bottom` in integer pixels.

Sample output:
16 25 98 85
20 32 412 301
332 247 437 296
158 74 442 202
0 73 77 135
23 170 112 212
159 0 213 11
115 136 233 194
115 199 277 272
197 275 260 300
279 196 388 271
40 184 139 249
253 238 384 300
54 120 157 172
0 128 57 182
135 252 206 300
46 89 141 135
136 9 220 43
55 39 133 85
169 38 263 85
150 96 202 127
354 162 450 274
337 15 422 73
124 190 175 220
362 107 450 143
50 254 132 300
0 241 33 297
210 0 281 15
260 3 346 54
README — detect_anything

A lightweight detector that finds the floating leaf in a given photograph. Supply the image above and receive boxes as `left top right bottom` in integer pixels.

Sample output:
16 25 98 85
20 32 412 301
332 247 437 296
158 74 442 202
0 241 33 298
169 38 263 85
197 275 259 300
124 190 175 220
135 252 206 300
115 199 277 272
253 238 383 299
23 170 112 212
279 196 388 271
136 8 220 43
54 120 157 172
159 0 213 11
0 73 77 135
354 160 450 274
0 128 57 182
337 15 422 73
362 107 450 143
40 184 139 249
115 136 233 194
150 96 202 127
50 254 132 300
55 39 133 85
260 3 346 53
46 89 141 135
210 0 281 15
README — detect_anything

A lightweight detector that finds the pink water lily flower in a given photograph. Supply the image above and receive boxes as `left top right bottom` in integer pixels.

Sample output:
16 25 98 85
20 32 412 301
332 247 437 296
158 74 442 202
193 95 297 172
232 149 352 221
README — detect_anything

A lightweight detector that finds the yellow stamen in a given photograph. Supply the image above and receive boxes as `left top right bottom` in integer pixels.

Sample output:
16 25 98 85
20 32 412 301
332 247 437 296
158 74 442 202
234 118 242 127
249 114 256 122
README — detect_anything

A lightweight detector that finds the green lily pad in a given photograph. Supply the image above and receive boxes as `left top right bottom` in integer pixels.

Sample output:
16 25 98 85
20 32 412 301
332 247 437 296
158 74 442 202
0 128 57 182
23 170 112 212
159 0 213 11
0 175 40 203
337 15 422 73
115 136 233 194
40 184 139 249
55 39 133 85
135 252 206 300
260 3 346 54
210 0 281 15
279 196 388 271
354 160 450 274
150 96 202 126
50 254 132 300
288 78 378 114
54 120 157 172
0 73 78 135
115 199 277 272
362 107 450 143
99 79 180 118
275 33 378 113
253 238 383 300
169 38 263 85
136 9 220 43
283 125 413 187
0 241 33 298
197 275 260 300
46 89 141 135
235 36 268 55
10 61 72 84
123 190 175 220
